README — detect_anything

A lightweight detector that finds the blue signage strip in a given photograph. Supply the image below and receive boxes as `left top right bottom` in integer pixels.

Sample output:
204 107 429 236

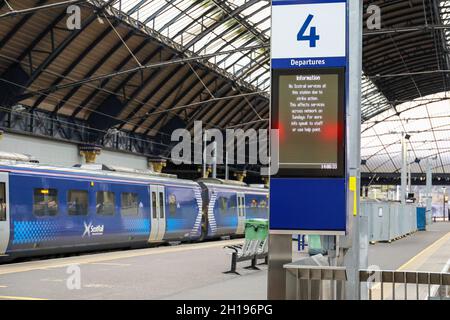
271 57 346 69
270 178 347 231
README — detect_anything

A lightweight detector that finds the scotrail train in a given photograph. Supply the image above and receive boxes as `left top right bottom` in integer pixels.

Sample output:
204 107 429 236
0 158 268 262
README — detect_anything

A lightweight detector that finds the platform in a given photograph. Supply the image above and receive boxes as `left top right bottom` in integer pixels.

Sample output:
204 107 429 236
0 222 449 300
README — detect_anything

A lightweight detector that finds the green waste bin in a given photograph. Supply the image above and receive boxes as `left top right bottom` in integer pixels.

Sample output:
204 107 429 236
308 235 333 256
245 219 268 241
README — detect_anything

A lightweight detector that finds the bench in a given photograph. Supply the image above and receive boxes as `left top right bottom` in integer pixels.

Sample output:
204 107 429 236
223 237 268 275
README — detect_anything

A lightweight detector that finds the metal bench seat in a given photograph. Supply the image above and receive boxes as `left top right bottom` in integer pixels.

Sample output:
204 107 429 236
223 237 269 275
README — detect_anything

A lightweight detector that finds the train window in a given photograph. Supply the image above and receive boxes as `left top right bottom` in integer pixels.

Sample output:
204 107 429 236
121 193 139 216
228 196 237 209
259 199 267 208
168 194 177 215
96 191 115 216
0 183 6 221
33 188 58 217
68 190 88 216
159 192 165 218
151 192 157 219
219 197 228 214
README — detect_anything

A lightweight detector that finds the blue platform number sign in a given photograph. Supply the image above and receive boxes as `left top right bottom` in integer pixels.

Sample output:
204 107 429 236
297 14 320 47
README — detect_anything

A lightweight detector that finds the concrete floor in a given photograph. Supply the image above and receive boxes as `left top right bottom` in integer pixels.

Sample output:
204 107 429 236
367 222 450 300
0 222 449 300
368 221 450 270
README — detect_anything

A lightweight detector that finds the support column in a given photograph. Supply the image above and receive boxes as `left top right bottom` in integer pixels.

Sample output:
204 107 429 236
262 176 269 188
339 0 364 300
425 158 433 225
408 163 412 197
401 135 407 205
267 234 292 299
198 165 212 178
148 158 167 173
79 144 101 164
234 171 247 182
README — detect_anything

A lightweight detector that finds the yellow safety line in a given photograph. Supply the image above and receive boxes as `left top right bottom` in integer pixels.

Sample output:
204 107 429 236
0 239 242 275
0 295 47 300
90 262 131 266
397 231 450 271
370 231 450 293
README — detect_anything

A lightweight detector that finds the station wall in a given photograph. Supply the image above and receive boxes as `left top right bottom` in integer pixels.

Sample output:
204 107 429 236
0 132 148 170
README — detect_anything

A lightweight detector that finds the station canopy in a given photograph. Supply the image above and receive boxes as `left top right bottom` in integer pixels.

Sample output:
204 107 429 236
1 0 450 174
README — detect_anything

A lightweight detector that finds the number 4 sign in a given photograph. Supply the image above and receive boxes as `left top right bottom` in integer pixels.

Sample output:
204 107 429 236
297 14 320 48
271 0 347 68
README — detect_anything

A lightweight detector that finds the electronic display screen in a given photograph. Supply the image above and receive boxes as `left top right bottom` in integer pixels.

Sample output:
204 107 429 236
271 68 345 177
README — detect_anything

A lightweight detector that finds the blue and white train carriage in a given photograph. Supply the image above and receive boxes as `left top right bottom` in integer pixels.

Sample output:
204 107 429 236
0 159 268 261
198 178 269 237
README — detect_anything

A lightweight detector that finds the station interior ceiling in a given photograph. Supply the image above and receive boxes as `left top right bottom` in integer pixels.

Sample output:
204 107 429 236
1 0 450 182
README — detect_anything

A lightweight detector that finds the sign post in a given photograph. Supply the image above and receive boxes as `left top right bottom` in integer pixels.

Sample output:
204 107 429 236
268 0 363 299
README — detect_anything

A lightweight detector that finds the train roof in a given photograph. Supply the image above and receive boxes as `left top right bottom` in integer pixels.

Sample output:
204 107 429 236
0 160 198 186
198 178 268 193
0 153 269 192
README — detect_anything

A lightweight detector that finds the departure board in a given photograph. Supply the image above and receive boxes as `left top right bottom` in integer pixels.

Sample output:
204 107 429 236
271 68 345 177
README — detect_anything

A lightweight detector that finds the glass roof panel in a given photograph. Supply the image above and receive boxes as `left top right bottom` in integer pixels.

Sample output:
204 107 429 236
110 1 450 150
362 92 450 174
114 0 271 92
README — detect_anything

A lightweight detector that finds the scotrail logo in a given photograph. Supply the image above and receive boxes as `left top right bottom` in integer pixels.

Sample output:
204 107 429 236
83 222 105 237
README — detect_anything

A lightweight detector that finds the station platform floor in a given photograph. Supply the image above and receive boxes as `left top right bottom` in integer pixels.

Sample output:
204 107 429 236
0 222 449 300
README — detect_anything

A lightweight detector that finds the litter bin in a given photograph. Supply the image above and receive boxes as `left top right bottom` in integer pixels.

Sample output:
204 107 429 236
308 235 334 256
416 207 426 231
245 218 268 241
308 235 324 255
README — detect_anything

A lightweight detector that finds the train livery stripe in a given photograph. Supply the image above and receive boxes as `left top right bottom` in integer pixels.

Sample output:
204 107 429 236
3 168 195 188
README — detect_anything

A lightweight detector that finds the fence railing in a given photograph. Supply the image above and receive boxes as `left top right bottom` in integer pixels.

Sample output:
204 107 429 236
359 269 450 300
284 264 347 300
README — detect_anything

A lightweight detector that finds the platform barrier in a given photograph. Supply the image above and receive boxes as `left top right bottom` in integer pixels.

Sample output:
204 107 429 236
282 266 450 300
359 269 450 300
362 200 418 243
283 255 346 300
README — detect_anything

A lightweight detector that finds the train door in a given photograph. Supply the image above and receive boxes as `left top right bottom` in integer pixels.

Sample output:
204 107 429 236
236 193 246 234
149 185 166 242
0 172 9 255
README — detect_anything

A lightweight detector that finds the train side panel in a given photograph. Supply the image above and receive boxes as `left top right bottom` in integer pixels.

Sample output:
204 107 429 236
206 186 269 238
209 189 238 236
163 184 202 241
7 172 150 256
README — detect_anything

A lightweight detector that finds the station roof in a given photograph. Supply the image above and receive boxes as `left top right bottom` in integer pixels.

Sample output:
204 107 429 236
1 0 450 174
361 0 450 175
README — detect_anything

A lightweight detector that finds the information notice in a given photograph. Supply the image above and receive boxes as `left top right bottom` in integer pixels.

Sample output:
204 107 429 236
278 73 340 170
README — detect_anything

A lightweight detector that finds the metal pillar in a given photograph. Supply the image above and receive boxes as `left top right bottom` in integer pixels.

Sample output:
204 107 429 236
338 0 364 301
401 135 407 205
225 151 229 180
267 234 292 299
408 163 412 197
212 141 217 179
203 132 207 178
443 187 447 222
426 158 432 225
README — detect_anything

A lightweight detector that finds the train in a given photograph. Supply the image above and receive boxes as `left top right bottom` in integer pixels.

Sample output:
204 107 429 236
0 158 269 262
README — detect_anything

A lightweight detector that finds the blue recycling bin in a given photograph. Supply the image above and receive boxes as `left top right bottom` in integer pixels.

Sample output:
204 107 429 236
416 207 426 231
